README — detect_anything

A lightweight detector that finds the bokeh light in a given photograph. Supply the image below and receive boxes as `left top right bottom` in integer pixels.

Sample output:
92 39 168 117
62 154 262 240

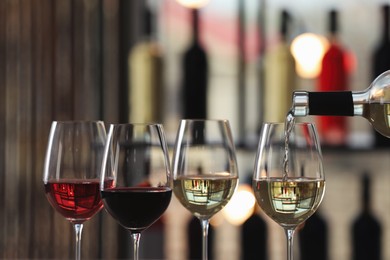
222 184 256 226
175 0 210 9
291 33 329 78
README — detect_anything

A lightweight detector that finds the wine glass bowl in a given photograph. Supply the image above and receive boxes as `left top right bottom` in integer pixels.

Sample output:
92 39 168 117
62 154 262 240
43 120 107 259
253 122 325 260
100 123 172 260
172 119 239 260
253 177 325 228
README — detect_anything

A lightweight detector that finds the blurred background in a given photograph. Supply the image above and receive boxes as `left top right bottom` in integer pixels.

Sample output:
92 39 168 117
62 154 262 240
0 0 389 259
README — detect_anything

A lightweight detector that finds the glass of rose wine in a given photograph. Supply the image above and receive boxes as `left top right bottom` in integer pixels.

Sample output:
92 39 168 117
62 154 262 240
253 122 325 260
100 123 172 260
172 119 239 260
43 121 107 260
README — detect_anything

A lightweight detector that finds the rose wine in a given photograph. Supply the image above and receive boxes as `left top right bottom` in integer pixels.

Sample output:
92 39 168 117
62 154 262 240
173 174 238 219
253 178 325 228
44 179 109 224
101 187 172 232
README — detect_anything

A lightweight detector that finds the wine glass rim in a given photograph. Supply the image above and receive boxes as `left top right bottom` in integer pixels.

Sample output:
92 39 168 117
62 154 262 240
263 121 314 126
108 122 163 126
180 118 229 123
52 120 104 124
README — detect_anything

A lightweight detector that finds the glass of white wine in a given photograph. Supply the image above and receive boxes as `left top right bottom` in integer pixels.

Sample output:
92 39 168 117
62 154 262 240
172 119 239 260
253 122 325 260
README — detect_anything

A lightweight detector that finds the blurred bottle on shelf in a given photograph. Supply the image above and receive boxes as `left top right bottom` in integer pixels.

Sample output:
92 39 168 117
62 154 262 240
241 206 268 260
298 211 328 260
264 9 296 123
317 9 350 146
181 8 208 142
182 8 208 120
372 4 390 147
128 2 164 123
256 0 267 134
188 216 215 260
351 172 382 260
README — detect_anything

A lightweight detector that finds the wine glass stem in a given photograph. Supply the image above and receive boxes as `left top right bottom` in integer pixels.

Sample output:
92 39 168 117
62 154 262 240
132 232 141 260
200 219 210 260
285 228 296 260
74 223 83 260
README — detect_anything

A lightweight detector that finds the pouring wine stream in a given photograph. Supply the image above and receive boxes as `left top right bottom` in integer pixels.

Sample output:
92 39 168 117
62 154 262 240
283 110 296 181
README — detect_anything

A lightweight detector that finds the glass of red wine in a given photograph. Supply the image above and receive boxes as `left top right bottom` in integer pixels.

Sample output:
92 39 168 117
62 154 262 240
100 123 172 260
43 121 107 260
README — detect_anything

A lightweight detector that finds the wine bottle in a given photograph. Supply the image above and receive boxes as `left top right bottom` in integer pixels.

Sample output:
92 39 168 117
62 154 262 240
372 4 390 147
298 211 328 260
264 9 296 123
351 173 381 260
290 70 390 138
241 210 268 260
182 9 208 142
316 9 349 146
188 216 214 260
128 3 163 123
182 9 208 120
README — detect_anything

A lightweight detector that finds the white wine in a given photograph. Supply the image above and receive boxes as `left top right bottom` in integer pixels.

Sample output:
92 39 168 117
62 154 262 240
363 103 390 137
283 111 295 178
253 178 325 228
173 174 238 219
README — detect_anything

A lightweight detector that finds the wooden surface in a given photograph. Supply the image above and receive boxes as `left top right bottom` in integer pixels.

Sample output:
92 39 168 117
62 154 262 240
0 0 120 258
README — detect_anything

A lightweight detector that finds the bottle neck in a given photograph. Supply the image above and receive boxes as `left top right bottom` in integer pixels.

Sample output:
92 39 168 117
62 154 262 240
280 10 290 42
191 9 200 45
382 5 390 42
352 90 369 116
291 90 368 117
291 91 309 116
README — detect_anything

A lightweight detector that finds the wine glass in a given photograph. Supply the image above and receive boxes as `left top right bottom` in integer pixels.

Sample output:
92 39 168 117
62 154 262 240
172 119 239 260
253 122 325 260
100 123 172 260
43 121 107 260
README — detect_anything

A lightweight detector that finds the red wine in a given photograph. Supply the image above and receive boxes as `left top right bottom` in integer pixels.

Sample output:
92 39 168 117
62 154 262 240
101 187 172 232
44 179 109 224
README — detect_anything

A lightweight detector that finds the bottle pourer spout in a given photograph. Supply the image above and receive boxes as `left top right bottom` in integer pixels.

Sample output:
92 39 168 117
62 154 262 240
291 91 309 116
